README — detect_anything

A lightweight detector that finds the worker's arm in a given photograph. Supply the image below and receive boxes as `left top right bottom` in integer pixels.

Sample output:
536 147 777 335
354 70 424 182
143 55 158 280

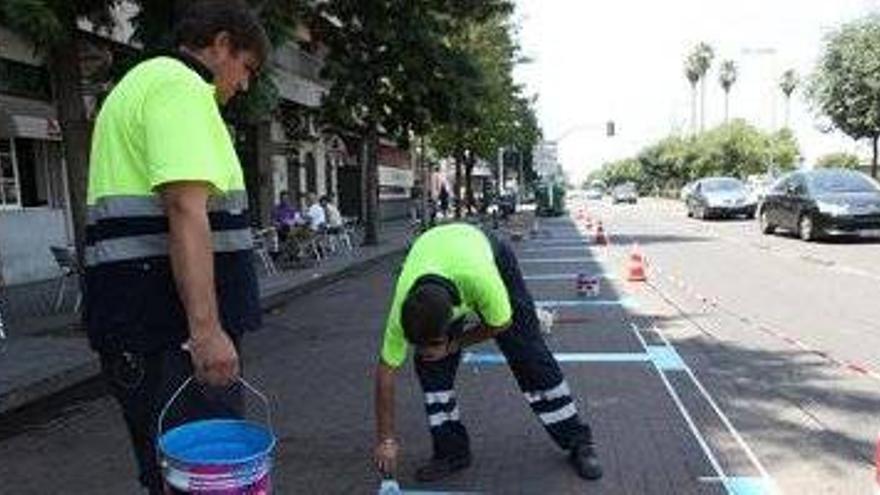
374 360 399 475
161 181 238 386
451 320 511 351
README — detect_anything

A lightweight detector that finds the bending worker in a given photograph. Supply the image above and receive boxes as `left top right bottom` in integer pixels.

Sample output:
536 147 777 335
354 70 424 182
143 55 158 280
373 223 603 482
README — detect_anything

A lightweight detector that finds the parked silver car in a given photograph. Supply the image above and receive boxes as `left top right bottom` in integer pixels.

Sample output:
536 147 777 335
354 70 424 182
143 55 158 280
686 177 756 220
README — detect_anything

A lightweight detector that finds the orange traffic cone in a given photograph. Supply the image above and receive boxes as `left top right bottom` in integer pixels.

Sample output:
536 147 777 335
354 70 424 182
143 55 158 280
627 245 647 282
594 221 608 245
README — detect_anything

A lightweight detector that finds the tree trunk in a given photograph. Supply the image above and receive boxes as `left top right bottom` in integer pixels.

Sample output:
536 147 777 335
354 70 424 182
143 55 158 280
872 135 878 179
700 77 707 132
49 34 90 269
287 148 300 203
418 137 431 229
464 154 474 215
362 121 380 245
256 121 273 228
724 90 730 123
785 96 791 130
454 147 463 219
690 83 698 135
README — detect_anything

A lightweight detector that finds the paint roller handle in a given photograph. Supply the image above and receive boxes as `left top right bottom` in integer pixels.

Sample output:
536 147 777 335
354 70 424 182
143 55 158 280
157 375 273 441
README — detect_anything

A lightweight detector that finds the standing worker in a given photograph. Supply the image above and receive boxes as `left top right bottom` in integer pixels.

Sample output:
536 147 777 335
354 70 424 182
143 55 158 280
84 1 269 492
373 223 602 482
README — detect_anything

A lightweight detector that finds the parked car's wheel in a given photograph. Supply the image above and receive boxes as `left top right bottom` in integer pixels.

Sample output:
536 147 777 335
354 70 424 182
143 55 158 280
759 209 775 234
798 213 817 242
696 205 708 220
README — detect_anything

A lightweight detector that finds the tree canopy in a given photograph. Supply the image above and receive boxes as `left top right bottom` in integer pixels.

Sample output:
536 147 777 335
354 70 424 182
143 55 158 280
587 120 800 193
808 14 880 177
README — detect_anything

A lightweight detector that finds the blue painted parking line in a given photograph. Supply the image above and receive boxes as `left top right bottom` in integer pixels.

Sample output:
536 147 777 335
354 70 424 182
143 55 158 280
519 258 600 264
721 477 776 495
523 273 617 281
402 491 484 495
535 298 638 309
463 351 653 365
647 346 687 371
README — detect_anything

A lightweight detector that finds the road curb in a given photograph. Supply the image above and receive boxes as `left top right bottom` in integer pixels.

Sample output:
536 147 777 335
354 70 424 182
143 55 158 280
0 243 408 417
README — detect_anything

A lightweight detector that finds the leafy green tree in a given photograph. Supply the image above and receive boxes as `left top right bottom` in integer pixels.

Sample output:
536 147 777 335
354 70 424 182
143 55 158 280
808 15 880 178
315 1 513 242
815 152 863 169
1 0 120 263
719 60 737 122
427 5 537 217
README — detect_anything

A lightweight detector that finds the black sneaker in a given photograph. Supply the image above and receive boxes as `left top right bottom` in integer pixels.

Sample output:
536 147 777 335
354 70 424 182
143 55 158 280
569 442 603 480
415 452 472 482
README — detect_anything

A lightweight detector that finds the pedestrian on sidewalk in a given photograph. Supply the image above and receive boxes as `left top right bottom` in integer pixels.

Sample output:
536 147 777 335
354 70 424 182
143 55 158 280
85 1 268 492
373 223 602 483
306 192 327 231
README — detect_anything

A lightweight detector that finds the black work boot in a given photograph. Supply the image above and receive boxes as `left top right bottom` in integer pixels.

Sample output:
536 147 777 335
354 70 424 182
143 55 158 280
415 452 472 482
569 441 603 480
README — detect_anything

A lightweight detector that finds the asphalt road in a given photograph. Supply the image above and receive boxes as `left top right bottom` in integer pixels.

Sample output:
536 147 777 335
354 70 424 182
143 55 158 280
0 200 877 494
570 195 880 494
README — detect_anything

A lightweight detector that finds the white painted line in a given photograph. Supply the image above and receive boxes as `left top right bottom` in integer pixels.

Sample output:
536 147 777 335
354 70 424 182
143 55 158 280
628 322 729 483
651 323 774 482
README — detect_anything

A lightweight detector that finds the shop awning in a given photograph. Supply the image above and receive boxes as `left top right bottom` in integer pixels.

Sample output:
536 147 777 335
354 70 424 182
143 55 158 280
0 94 61 141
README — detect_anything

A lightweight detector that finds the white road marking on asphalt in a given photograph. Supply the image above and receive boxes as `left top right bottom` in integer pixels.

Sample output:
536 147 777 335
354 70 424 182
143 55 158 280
649 322 775 484
627 321 730 485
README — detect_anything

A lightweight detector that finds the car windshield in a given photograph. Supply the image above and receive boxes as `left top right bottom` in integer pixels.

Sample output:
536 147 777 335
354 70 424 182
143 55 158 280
615 184 636 193
807 170 879 193
702 178 743 192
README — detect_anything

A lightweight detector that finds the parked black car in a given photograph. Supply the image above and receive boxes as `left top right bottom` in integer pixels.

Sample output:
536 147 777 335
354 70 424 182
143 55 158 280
686 177 756 220
758 168 880 241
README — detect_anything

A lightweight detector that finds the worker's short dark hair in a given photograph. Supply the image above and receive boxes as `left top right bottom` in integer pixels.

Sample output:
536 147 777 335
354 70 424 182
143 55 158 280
174 0 271 67
402 280 455 346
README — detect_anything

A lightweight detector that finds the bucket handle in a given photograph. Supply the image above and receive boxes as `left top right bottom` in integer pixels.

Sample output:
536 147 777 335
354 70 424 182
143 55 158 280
157 376 273 440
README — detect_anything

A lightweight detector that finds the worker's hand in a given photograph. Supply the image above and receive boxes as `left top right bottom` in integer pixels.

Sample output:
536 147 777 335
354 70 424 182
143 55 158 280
187 328 239 387
374 438 399 476
445 337 462 355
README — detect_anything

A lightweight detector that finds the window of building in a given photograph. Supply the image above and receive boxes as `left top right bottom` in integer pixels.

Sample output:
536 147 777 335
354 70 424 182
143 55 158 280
0 139 21 208
305 152 317 193
0 58 52 101
0 138 54 209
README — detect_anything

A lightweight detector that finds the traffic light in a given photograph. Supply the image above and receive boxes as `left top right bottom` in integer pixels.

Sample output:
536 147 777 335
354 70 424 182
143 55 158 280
606 120 615 137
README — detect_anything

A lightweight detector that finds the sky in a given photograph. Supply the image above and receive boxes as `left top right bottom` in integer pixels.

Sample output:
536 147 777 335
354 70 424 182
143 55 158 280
514 0 880 183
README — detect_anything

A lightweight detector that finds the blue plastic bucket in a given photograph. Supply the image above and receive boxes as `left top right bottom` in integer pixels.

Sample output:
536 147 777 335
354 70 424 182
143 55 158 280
157 378 275 494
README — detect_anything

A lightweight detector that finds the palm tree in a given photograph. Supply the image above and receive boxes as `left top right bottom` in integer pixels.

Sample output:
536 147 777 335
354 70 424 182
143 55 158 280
691 42 715 132
780 69 798 129
719 60 738 123
685 56 701 135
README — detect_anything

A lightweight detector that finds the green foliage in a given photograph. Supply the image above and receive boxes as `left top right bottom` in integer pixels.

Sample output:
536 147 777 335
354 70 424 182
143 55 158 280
1 0 119 46
815 152 862 169
808 14 880 165
592 120 800 192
